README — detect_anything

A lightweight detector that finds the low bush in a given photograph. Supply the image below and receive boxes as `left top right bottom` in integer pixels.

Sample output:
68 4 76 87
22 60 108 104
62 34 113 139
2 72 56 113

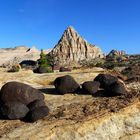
8 65 20 72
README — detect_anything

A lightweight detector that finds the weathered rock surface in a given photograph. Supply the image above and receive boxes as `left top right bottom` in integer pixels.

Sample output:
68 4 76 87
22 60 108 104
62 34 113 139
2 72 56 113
0 70 139 139
82 81 100 94
26 106 49 122
107 81 127 96
0 102 29 119
94 74 118 88
0 46 40 68
49 26 104 66
59 67 71 72
122 65 140 82
54 75 80 94
0 82 140 139
106 49 126 60
27 100 46 111
0 82 44 105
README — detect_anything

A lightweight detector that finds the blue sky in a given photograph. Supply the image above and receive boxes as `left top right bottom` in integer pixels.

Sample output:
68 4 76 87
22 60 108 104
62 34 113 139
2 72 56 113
0 0 140 54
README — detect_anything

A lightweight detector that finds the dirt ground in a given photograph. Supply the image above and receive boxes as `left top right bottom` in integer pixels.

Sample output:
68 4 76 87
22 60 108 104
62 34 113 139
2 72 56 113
0 67 139 139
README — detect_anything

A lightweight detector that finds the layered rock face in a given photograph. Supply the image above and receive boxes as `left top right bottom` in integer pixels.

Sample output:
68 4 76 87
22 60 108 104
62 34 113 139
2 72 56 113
49 26 104 66
0 46 41 68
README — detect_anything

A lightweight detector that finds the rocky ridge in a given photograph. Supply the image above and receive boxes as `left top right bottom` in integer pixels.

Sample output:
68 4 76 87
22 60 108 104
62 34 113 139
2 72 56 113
0 46 41 68
49 26 104 66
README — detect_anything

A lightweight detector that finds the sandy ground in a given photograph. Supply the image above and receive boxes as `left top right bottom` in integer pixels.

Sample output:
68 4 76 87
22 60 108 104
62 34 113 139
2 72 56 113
0 68 139 139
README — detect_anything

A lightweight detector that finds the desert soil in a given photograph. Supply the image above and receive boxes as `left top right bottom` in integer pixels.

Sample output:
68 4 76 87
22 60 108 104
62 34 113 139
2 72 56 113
0 68 139 140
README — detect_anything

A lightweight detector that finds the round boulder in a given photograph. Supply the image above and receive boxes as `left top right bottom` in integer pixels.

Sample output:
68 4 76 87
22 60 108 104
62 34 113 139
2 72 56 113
107 81 127 96
94 74 118 88
54 75 80 94
0 102 29 120
0 82 44 105
27 100 46 111
26 106 49 122
82 81 100 94
59 67 71 72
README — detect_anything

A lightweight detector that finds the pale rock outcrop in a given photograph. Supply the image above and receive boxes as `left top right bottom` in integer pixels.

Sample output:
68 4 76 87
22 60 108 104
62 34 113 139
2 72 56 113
0 46 41 68
49 26 104 66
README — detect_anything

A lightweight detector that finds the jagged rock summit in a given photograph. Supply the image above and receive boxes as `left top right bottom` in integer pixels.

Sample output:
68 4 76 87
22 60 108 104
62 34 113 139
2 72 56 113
49 26 104 66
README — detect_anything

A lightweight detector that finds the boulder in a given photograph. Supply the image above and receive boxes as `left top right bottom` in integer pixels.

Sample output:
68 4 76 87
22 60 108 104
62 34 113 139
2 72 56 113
82 81 100 94
33 66 52 73
0 102 29 119
0 82 44 105
59 67 71 72
94 74 118 88
26 106 49 122
27 100 46 111
54 75 80 94
106 81 127 96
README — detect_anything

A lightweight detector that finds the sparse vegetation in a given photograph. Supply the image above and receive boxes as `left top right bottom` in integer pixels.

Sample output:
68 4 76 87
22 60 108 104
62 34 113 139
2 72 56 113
8 65 20 72
79 58 105 68
35 49 53 73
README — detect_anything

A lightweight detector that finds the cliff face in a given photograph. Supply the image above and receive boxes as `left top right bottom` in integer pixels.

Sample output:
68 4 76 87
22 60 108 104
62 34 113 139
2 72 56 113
0 46 40 68
49 26 104 66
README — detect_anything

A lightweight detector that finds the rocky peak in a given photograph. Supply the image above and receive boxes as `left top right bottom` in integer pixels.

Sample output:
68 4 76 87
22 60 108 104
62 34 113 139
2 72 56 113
49 26 104 66
106 49 126 60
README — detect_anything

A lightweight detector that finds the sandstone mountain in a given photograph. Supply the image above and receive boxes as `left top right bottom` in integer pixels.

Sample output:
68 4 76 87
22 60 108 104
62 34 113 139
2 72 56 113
49 26 104 66
0 46 41 68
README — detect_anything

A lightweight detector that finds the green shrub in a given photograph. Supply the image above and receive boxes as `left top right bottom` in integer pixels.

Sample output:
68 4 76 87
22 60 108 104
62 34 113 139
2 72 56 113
103 61 117 69
36 50 53 73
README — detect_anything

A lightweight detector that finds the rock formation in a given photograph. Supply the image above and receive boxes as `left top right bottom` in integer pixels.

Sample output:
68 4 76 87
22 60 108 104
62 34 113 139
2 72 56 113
0 70 139 139
106 49 127 61
0 82 45 105
49 26 104 66
1 102 29 120
0 82 49 121
82 81 100 94
54 75 80 94
0 46 41 68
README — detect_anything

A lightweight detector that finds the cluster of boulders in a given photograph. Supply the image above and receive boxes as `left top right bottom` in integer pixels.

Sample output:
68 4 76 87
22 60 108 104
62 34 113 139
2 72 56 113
0 73 127 123
54 74 127 96
0 82 49 122
93 74 127 96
